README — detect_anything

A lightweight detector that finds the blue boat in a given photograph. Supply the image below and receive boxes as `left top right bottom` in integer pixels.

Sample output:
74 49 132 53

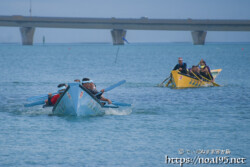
52 83 118 116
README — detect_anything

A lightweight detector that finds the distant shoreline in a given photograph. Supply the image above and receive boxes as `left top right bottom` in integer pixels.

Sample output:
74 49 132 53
0 42 250 45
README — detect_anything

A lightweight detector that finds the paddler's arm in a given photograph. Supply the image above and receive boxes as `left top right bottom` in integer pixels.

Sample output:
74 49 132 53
100 89 112 104
173 64 178 70
45 93 53 105
100 96 112 104
183 63 187 73
207 66 214 81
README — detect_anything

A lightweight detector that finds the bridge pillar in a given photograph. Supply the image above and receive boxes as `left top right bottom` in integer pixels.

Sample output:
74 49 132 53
20 27 35 45
111 29 126 45
191 31 207 45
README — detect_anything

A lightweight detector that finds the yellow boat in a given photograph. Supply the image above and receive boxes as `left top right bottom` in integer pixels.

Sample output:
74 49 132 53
166 69 222 88
211 69 222 79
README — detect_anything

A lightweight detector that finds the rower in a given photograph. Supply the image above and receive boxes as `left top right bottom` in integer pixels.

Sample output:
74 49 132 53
199 59 214 81
45 84 67 106
82 78 112 104
173 57 187 74
74 79 80 83
189 66 202 79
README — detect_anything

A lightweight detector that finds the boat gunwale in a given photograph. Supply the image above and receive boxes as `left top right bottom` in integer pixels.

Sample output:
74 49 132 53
172 68 222 81
173 71 206 81
79 84 104 107
52 85 70 112
52 84 104 112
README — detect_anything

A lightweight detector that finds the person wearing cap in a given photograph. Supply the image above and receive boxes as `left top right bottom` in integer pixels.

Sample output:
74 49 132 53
45 83 67 106
173 57 187 74
82 78 112 104
199 59 214 81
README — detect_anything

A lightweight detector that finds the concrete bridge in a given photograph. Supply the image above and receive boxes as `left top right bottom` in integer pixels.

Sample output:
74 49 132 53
1 15 250 45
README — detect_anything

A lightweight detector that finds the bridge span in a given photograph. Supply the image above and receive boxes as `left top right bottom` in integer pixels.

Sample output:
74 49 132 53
1 15 250 45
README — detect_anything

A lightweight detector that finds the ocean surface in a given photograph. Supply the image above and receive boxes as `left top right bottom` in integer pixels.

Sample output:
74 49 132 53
0 43 249 167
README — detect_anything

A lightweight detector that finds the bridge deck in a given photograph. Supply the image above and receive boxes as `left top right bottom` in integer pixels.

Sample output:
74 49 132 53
0 15 250 31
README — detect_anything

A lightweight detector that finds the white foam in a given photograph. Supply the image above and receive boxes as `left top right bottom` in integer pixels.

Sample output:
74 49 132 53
104 107 132 116
201 83 213 87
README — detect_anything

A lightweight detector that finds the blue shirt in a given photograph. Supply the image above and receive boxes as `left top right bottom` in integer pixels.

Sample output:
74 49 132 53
173 63 187 74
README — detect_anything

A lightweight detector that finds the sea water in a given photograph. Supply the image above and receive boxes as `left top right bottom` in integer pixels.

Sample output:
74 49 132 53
0 43 249 166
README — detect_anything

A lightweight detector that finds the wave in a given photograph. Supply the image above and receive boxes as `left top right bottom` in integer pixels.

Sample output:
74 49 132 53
104 107 132 116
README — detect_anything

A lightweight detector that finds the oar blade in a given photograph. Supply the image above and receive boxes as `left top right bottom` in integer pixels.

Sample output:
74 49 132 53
27 94 47 102
112 101 131 107
100 100 131 107
212 82 220 87
158 76 170 87
104 80 126 92
165 80 172 87
27 92 57 102
24 100 45 107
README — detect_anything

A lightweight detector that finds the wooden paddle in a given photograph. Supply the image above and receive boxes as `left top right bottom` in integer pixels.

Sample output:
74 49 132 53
192 69 220 87
165 79 172 87
197 62 220 87
199 75 220 87
95 80 126 96
27 92 57 102
158 76 171 87
190 71 203 83
24 100 45 107
100 100 131 107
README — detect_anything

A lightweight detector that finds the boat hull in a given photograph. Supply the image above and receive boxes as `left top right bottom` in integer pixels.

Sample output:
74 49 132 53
211 69 222 79
168 71 208 88
52 83 105 116
166 69 222 88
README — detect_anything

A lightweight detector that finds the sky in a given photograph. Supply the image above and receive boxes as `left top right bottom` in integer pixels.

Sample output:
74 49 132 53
0 0 250 43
